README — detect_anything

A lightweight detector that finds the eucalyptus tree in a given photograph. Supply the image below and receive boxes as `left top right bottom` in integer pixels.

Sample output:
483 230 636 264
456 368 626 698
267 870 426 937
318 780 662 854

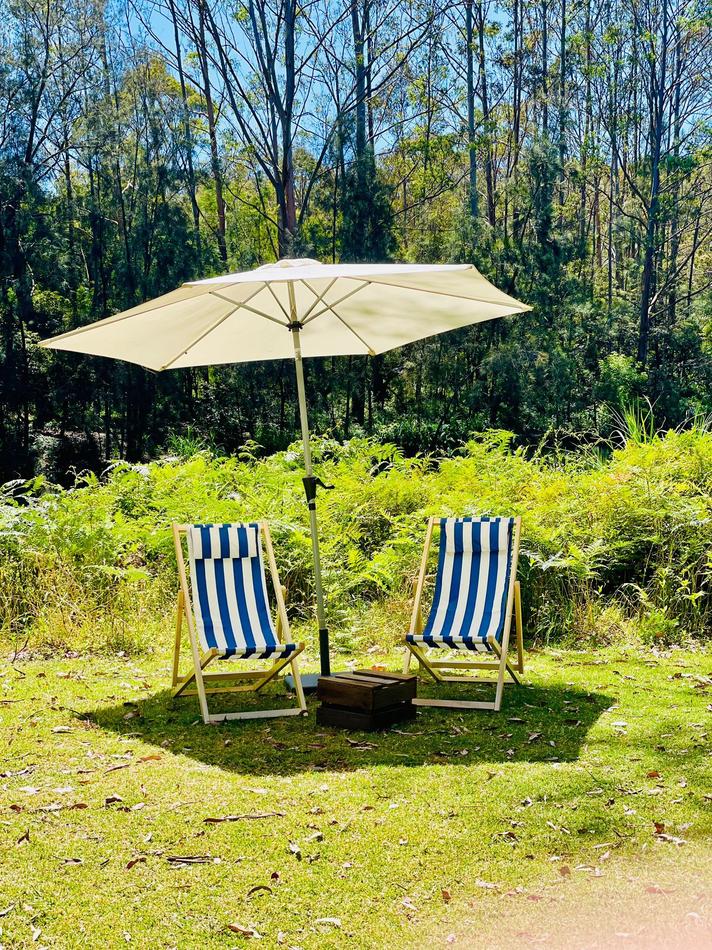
0 0 102 469
591 0 712 372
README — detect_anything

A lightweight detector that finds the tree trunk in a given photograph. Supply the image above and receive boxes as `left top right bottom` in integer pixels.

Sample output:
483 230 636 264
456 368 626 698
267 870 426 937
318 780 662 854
169 0 202 266
558 0 567 211
476 1 495 226
511 0 523 239
352 0 368 162
465 0 478 222
541 0 549 136
198 0 227 265
638 0 669 367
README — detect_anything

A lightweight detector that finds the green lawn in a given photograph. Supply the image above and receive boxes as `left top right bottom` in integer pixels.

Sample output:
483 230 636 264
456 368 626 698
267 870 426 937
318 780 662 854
1 644 711 948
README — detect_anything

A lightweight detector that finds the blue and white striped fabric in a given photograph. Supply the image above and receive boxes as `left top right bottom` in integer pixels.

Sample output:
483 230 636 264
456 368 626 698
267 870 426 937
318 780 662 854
407 517 515 654
187 523 297 660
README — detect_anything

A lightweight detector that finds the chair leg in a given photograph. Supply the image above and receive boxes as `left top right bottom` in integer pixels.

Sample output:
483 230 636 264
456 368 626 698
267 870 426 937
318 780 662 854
175 647 308 723
172 591 184 688
290 657 307 714
492 643 510 711
192 651 212 724
204 656 307 723
405 595 424 674
514 580 525 674
253 646 304 693
408 640 521 712
276 584 288 640
173 650 217 699
407 642 445 682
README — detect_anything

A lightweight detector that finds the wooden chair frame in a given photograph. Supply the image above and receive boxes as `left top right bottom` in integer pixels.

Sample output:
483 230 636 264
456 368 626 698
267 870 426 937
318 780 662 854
172 522 307 724
403 516 524 712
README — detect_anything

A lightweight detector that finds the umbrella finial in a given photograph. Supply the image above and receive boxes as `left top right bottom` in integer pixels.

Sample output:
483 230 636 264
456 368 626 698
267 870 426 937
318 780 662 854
259 258 321 269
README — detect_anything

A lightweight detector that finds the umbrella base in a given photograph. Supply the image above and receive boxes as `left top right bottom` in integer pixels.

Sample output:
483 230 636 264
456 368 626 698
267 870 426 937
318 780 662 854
285 673 323 693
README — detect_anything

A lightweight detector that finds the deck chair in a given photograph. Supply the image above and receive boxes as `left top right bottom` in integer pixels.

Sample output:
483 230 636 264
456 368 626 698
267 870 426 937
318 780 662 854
172 522 307 724
403 516 524 711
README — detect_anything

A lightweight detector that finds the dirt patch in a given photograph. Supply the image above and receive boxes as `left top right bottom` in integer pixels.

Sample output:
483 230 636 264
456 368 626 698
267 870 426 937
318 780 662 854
433 844 712 949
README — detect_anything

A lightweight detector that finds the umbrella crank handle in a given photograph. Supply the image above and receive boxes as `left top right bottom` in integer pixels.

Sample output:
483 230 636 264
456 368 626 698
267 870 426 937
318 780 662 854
302 475 334 507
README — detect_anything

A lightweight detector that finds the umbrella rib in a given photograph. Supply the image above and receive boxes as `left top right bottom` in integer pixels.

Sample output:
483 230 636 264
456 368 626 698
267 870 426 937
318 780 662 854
301 279 371 325
358 277 532 309
264 282 291 322
159 284 268 370
38 289 206 346
299 277 338 323
207 290 288 327
307 294 376 356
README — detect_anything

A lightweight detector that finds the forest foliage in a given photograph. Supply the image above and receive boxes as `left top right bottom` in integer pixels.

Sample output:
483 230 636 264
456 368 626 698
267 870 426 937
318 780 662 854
0 0 710 480
2 423 711 656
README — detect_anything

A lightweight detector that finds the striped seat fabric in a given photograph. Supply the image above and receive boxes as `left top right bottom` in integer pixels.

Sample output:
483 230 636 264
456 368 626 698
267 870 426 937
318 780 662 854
187 523 297 659
406 517 515 654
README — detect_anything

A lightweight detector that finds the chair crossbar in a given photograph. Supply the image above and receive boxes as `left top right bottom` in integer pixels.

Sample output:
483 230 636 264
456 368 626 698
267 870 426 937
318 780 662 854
207 708 306 723
413 698 498 710
428 659 501 669
201 670 268 681
179 684 269 697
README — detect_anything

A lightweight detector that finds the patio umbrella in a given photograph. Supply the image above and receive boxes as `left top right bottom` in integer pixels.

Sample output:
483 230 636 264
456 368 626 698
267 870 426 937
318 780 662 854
40 258 530 680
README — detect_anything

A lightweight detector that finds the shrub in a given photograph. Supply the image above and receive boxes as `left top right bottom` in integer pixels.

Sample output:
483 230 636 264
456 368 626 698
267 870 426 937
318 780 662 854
1 427 710 655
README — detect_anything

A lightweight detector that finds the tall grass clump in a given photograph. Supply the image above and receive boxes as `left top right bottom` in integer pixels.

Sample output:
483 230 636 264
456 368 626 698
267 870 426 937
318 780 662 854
1 426 710 656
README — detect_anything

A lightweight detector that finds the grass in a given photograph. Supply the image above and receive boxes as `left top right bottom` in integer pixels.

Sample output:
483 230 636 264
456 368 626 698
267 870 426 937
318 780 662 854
1 643 711 948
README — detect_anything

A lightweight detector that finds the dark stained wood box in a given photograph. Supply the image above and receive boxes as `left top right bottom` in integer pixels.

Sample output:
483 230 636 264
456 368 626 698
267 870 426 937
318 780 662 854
316 670 417 730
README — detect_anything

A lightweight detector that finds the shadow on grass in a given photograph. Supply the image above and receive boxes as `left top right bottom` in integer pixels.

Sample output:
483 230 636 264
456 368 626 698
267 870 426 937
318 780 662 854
86 676 613 776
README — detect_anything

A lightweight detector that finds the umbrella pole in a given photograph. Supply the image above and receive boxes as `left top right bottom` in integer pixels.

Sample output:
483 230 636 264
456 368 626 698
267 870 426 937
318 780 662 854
290 323 331 679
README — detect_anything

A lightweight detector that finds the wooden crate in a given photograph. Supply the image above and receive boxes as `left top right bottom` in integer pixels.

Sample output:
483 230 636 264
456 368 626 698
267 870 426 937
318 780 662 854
316 670 417 730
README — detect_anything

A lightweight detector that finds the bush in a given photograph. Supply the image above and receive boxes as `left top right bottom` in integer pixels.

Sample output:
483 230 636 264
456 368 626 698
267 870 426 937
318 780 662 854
1 427 710 655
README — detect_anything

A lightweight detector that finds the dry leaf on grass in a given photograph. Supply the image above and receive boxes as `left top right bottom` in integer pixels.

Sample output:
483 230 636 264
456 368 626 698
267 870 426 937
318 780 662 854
228 923 261 938
40 801 88 813
204 812 285 823
166 854 216 865
246 885 272 899
654 832 687 845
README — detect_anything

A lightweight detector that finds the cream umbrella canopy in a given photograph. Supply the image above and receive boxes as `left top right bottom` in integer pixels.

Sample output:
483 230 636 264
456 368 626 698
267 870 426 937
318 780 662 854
40 257 530 679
